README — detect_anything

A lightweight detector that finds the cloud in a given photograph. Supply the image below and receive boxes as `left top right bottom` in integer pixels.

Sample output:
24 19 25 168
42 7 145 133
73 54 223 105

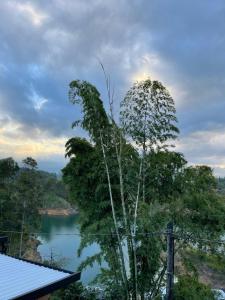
14 2 48 27
0 117 67 172
0 0 225 173
29 89 48 111
176 128 225 176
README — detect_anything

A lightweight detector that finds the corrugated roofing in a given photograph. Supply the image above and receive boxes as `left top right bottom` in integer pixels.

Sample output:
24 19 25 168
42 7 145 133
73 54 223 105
0 254 73 299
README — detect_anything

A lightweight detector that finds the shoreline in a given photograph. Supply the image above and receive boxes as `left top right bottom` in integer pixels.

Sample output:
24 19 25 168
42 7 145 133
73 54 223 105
38 208 78 216
23 238 42 263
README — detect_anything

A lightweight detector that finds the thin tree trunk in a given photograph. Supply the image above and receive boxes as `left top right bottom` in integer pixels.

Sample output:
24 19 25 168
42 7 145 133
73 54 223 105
103 69 133 298
19 201 25 257
150 265 167 299
101 65 138 298
132 160 143 299
142 109 147 203
142 151 146 203
130 231 138 299
100 131 129 299
104 67 128 231
111 232 123 287
134 160 143 232
115 132 137 299
116 133 128 228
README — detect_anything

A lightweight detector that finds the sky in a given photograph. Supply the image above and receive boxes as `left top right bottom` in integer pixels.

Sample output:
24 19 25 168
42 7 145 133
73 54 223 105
0 0 225 175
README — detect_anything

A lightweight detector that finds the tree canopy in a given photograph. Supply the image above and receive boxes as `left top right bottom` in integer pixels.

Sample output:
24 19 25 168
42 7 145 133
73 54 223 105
63 77 225 299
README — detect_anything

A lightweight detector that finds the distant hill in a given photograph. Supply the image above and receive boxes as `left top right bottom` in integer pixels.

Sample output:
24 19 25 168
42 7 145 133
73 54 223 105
217 177 225 195
24 168 71 210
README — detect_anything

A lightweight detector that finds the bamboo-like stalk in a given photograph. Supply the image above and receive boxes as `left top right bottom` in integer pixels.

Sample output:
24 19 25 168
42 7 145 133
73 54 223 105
150 265 167 299
101 65 134 298
142 103 148 203
134 160 143 233
100 131 129 299
132 160 143 299
117 137 139 299
19 200 25 257
101 62 128 230
116 133 128 228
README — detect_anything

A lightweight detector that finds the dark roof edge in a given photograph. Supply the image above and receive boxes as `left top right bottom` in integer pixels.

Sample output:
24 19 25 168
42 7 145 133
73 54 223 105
11 272 81 300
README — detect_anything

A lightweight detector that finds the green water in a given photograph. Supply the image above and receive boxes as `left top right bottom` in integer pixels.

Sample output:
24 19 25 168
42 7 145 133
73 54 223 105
37 215 104 285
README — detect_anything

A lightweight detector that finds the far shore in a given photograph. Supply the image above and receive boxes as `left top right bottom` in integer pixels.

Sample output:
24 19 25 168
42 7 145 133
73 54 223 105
38 208 78 216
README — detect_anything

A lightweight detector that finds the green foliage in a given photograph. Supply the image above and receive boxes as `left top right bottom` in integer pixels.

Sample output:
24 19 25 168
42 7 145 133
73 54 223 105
35 170 68 207
120 79 179 150
51 282 84 300
43 193 70 209
171 166 225 238
15 166 42 214
63 137 116 222
63 77 225 299
187 248 225 276
69 80 110 143
65 137 94 158
52 282 98 300
0 157 19 181
22 157 38 169
0 156 70 256
145 151 187 203
173 275 215 300
0 157 20 231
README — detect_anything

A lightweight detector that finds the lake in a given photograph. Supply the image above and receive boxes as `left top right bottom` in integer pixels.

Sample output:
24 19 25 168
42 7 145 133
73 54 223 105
37 215 105 285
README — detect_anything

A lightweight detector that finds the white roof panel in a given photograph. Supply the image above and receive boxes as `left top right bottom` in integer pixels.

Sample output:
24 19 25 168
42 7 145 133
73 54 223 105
0 254 73 299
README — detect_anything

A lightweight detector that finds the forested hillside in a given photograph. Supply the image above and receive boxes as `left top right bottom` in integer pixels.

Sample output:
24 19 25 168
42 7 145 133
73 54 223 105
31 169 69 209
0 157 69 210
0 157 70 257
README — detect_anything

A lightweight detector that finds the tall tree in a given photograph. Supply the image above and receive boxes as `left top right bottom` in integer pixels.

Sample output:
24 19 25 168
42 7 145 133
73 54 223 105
22 157 38 169
120 79 179 151
63 77 225 299
15 157 41 256
0 157 19 229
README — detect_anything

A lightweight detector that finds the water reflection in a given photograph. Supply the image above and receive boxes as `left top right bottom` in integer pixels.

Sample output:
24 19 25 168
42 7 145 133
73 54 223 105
38 215 80 242
37 215 105 285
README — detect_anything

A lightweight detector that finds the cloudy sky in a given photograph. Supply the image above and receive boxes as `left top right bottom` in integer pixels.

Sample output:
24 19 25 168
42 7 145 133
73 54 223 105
0 0 225 175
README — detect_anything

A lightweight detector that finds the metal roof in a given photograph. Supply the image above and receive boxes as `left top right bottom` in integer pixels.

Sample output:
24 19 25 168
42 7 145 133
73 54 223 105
0 254 80 300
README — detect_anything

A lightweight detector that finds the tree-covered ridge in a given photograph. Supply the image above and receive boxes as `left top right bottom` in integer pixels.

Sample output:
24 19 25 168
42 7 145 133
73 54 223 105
0 157 69 210
0 157 70 256
63 78 225 299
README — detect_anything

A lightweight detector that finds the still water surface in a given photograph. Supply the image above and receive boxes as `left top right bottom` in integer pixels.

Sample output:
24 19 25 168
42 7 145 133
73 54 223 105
37 215 104 285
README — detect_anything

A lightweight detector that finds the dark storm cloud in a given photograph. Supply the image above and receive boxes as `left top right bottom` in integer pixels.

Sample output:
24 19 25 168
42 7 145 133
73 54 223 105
135 0 225 134
1 0 225 173
0 0 150 137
